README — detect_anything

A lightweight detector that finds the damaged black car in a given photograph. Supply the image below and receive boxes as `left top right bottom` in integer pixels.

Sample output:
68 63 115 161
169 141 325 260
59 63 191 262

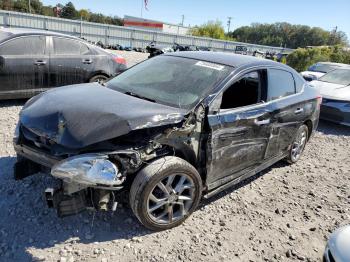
14 52 321 231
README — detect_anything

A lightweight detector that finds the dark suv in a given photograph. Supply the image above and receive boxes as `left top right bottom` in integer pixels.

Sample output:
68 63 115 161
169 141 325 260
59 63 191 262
0 28 126 100
14 52 321 231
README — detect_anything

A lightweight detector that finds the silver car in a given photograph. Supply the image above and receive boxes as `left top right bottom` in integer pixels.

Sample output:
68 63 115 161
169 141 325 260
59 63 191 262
310 68 350 126
324 225 350 262
301 62 350 82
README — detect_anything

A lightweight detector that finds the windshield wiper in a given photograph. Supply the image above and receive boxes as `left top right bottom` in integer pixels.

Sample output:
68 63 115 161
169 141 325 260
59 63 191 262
124 91 156 103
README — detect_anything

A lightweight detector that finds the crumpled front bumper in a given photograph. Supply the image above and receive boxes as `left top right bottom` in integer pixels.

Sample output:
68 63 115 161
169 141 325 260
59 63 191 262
14 142 62 168
320 99 350 126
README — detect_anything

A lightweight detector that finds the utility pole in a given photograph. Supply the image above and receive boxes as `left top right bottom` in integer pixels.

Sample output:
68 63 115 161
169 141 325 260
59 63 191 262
227 17 232 34
331 26 338 45
28 0 31 13
181 15 184 26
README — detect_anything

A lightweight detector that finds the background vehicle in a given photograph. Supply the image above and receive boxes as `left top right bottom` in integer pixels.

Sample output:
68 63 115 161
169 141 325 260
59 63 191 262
0 28 126 100
310 68 350 126
146 41 200 58
14 52 320 231
324 225 350 262
253 50 265 58
146 41 174 58
301 62 350 81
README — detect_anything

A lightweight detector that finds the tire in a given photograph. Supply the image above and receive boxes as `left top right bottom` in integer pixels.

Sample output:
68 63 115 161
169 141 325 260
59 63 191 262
285 124 309 164
129 156 202 231
89 75 108 84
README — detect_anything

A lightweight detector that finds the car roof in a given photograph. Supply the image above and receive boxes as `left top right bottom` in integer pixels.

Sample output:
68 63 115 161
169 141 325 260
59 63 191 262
0 27 79 41
165 51 290 69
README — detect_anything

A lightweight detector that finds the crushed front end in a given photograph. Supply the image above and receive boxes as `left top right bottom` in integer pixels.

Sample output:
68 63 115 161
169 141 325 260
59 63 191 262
13 114 200 217
14 126 144 216
12 81 207 218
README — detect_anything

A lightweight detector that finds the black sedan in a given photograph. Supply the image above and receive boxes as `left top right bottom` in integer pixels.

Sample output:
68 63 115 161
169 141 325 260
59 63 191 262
0 28 126 100
14 52 321 231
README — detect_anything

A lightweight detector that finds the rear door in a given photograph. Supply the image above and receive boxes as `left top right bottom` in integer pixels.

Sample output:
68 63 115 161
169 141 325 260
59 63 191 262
263 68 306 159
206 70 272 187
49 37 94 87
0 35 49 97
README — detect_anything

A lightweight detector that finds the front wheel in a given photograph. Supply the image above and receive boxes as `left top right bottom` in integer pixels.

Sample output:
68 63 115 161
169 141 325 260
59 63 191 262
286 124 309 164
129 156 202 231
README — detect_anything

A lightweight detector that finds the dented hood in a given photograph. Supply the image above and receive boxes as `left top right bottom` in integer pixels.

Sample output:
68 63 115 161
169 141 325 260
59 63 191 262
20 83 185 148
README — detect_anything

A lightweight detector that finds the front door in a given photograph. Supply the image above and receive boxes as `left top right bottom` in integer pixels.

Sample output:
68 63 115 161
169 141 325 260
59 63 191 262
0 35 49 97
206 70 272 187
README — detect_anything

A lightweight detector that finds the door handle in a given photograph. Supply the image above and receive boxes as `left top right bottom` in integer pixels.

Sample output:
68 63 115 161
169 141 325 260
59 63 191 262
82 59 93 64
254 119 270 126
34 60 46 66
294 108 304 114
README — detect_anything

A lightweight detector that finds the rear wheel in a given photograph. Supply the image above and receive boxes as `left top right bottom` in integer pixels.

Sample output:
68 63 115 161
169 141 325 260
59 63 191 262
89 75 108 84
286 124 308 164
129 156 202 231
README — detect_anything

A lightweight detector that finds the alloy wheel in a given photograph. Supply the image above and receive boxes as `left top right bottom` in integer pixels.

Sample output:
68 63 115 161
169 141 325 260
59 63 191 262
147 173 195 225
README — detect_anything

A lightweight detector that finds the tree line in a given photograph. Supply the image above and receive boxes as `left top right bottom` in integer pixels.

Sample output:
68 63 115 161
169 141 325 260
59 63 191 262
191 21 348 49
0 0 123 25
229 23 348 49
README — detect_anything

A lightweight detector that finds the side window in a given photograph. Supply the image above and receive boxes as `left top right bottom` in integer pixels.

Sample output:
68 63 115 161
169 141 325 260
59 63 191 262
53 38 90 55
294 74 305 93
267 69 295 101
220 71 262 109
0 36 45 55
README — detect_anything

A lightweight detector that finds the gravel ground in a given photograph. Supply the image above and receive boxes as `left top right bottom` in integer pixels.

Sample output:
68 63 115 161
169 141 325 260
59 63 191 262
0 51 350 262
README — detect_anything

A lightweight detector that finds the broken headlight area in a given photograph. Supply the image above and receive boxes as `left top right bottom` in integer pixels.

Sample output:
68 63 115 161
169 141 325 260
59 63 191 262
51 154 125 187
47 152 141 217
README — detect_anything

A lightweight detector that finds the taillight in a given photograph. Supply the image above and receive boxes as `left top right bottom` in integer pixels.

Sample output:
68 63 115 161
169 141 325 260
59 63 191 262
113 56 126 65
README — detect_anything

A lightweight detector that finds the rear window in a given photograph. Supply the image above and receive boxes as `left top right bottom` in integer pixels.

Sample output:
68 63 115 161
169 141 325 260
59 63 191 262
308 63 338 74
267 69 296 101
319 69 350 86
53 37 91 55
0 36 46 55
